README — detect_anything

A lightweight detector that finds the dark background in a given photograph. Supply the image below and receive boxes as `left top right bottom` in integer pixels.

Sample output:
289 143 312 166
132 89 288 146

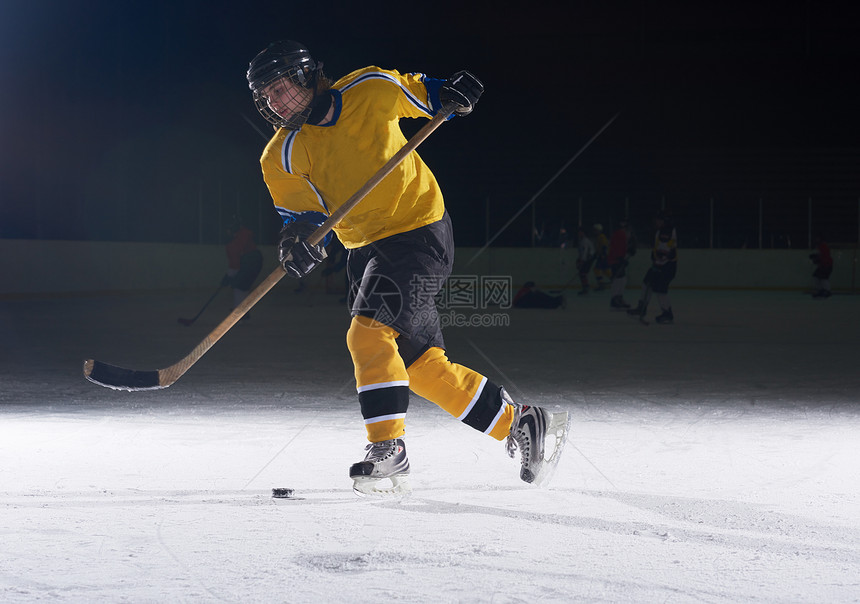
2 0 859 248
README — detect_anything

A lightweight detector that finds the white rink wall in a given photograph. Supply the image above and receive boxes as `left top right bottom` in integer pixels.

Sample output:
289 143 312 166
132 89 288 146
0 239 856 296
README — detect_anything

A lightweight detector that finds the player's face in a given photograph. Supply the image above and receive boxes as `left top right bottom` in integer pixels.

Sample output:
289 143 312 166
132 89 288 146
260 77 313 120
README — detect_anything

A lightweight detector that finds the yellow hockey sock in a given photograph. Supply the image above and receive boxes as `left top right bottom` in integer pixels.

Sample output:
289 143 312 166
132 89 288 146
407 347 513 440
346 315 409 442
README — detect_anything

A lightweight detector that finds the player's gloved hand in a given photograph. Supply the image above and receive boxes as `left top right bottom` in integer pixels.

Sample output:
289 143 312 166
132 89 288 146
440 70 484 115
278 221 327 278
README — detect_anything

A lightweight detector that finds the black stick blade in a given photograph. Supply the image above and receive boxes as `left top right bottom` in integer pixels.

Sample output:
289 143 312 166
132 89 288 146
83 359 165 391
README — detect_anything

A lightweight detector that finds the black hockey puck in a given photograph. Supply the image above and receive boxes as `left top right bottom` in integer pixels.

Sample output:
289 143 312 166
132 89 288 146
272 488 295 499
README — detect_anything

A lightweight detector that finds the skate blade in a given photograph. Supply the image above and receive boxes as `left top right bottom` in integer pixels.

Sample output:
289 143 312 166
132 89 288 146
352 474 411 498
532 411 571 487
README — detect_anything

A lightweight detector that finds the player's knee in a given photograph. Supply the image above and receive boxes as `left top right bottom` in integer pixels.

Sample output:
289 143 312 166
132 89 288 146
406 346 448 378
346 315 407 387
346 315 399 355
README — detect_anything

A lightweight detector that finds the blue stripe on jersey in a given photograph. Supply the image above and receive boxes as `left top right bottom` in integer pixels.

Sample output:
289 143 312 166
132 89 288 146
275 206 299 222
422 76 446 115
305 180 329 214
281 131 298 174
338 71 433 117
274 209 332 246
315 89 342 127
279 130 329 215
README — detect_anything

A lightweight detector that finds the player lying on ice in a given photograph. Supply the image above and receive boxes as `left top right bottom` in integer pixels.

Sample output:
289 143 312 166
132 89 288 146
247 40 569 496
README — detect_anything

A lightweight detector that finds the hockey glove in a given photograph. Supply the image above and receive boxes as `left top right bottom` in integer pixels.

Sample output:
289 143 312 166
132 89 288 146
278 221 327 278
440 71 484 116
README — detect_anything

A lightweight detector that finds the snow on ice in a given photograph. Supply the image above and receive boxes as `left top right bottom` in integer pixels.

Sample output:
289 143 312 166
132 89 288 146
1 289 858 602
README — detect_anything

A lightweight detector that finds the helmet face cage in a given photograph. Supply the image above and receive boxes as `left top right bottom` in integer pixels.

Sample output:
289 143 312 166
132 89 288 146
252 68 316 130
247 42 320 130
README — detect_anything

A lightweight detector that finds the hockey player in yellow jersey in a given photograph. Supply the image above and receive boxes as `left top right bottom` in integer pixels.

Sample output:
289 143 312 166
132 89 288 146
247 40 569 496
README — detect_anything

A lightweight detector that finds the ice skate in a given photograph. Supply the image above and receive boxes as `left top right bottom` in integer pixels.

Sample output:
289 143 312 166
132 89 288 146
503 390 571 487
609 295 630 310
655 307 674 324
627 300 649 324
627 300 645 316
349 438 411 497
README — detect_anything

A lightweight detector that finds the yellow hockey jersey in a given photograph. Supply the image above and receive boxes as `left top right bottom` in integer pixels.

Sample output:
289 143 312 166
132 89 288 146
652 226 678 266
259 66 448 249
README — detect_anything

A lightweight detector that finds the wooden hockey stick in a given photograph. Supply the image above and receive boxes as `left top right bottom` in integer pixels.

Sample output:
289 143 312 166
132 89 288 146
84 104 458 391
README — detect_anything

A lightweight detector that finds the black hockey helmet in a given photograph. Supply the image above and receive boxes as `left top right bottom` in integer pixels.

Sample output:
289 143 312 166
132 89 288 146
247 40 323 130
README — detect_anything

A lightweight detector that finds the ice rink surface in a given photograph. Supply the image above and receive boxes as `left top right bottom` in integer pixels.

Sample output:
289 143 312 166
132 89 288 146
1 286 859 603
